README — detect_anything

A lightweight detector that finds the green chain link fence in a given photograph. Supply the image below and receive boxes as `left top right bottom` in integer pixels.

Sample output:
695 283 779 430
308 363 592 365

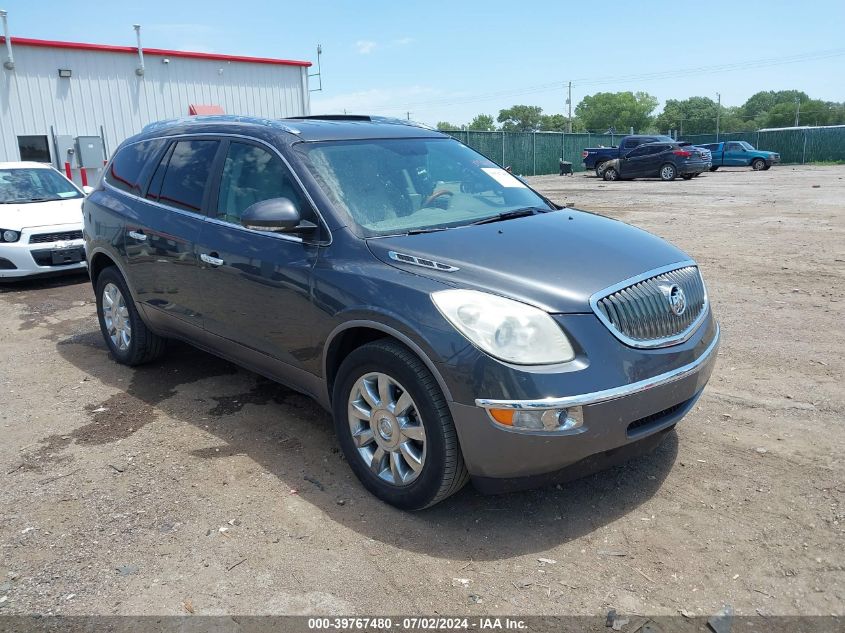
444 126 845 175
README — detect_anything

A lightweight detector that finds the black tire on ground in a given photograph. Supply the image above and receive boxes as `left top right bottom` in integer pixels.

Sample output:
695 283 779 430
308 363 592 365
682 174 694 180
751 158 766 171
332 339 469 510
95 266 167 366
603 167 619 181
709 166 719 172
594 162 606 177
660 163 677 181
762 164 771 170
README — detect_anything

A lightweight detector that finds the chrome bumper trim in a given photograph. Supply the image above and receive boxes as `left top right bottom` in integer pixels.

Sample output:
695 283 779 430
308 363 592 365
475 324 720 410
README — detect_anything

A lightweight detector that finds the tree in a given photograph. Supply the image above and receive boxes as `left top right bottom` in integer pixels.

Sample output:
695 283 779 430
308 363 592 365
741 90 809 119
655 96 718 135
436 121 462 131
539 114 567 131
466 114 496 131
497 105 543 132
574 91 658 133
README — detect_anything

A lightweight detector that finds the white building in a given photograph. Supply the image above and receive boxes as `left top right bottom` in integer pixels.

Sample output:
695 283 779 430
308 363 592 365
0 27 311 184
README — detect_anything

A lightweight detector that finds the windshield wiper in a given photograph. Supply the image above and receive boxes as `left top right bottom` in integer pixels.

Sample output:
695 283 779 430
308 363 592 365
469 207 549 226
0 197 52 204
406 226 450 235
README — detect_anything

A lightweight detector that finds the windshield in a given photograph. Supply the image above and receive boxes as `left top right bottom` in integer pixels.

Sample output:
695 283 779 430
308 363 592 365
739 141 756 150
296 138 553 236
0 168 83 203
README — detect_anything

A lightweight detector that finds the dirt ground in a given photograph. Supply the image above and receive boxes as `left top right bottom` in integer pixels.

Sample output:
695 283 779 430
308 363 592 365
0 165 842 618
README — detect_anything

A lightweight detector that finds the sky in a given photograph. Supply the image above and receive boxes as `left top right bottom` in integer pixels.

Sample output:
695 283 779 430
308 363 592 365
3 0 844 127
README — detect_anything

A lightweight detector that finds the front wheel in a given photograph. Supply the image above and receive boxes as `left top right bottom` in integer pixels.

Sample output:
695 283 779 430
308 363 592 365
594 162 607 177
332 340 469 510
95 266 166 365
751 158 766 171
660 163 677 181
709 166 719 172
603 167 619 181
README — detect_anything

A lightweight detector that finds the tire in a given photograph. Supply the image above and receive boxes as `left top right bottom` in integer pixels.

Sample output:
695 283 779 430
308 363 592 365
603 167 619 181
681 174 694 180
594 162 607 177
751 158 766 171
762 164 771 171
332 340 469 510
95 266 166 366
709 166 719 172
660 163 677 181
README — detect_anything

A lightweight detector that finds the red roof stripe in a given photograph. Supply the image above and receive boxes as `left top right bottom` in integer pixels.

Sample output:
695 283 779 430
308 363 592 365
0 36 312 67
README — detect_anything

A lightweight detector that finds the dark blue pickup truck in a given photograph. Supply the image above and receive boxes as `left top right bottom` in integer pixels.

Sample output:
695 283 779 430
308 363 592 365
582 135 676 176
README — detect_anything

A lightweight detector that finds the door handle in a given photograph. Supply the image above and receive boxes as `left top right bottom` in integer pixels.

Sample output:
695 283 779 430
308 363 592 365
200 253 224 267
128 230 147 242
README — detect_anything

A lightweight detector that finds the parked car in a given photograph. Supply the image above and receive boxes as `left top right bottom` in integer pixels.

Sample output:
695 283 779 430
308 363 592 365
582 135 676 176
697 141 780 171
0 162 90 280
602 142 711 182
84 115 720 510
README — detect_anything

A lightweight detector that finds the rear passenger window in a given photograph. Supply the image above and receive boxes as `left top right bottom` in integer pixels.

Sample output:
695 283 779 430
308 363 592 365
106 140 163 195
216 142 306 224
149 140 219 212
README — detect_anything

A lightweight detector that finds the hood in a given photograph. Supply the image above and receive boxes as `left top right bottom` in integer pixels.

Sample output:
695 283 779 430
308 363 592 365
0 198 84 231
366 210 691 313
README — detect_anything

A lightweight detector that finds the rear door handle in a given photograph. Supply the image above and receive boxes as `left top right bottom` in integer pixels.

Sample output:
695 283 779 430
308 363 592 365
128 230 147 242
200 253 224 266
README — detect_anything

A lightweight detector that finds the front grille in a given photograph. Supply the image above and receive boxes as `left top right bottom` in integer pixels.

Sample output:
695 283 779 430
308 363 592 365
592 264 707 347
29 230 83 244
30 248 84 267
626 400 689 437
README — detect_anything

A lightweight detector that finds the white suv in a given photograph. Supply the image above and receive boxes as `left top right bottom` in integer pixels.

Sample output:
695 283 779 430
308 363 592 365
0 162 89 280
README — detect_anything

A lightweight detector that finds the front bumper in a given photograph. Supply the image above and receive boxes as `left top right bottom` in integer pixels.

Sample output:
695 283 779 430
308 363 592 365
0 223 86 279
447 320 720 491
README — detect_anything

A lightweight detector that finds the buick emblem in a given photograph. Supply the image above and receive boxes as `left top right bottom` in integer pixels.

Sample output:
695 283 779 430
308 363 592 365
668 285 686 316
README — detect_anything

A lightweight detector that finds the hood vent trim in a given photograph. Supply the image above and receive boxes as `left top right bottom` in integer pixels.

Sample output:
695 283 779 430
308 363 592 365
388 250 459 272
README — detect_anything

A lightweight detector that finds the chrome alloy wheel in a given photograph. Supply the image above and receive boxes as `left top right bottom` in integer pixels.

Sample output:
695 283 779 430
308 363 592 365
102 282 132 351
347 372 426 486
661 165 676 180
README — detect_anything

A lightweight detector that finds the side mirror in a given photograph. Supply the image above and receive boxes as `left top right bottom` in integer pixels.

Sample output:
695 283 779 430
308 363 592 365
82 185 94 195
241 197 316 234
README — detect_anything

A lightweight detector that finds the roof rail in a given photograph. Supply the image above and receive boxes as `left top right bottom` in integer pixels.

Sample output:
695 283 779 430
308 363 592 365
141 114 301 135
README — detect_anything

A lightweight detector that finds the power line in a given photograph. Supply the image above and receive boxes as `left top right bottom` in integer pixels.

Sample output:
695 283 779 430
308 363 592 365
365 48 845 113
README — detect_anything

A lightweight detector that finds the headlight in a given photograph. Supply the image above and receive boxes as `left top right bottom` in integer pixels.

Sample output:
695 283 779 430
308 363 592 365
1 229 20 243
431 289 575 364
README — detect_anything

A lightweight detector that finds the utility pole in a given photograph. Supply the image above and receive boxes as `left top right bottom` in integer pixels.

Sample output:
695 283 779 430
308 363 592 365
794 98 801 127
715 92 721 141
406 111 411 121
566 81 572 133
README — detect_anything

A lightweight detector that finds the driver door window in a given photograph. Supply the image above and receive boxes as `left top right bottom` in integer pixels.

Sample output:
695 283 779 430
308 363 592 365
216 142 306 225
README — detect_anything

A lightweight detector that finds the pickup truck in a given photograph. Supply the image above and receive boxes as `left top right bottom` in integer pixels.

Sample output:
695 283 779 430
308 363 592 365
582 135 676 176
696 141 780 171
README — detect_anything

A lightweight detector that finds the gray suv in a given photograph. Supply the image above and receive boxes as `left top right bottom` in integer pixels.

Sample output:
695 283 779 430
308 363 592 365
83 115 720 510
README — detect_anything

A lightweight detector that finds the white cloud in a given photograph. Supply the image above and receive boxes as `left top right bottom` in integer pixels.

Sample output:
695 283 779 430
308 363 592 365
355 40 377 55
